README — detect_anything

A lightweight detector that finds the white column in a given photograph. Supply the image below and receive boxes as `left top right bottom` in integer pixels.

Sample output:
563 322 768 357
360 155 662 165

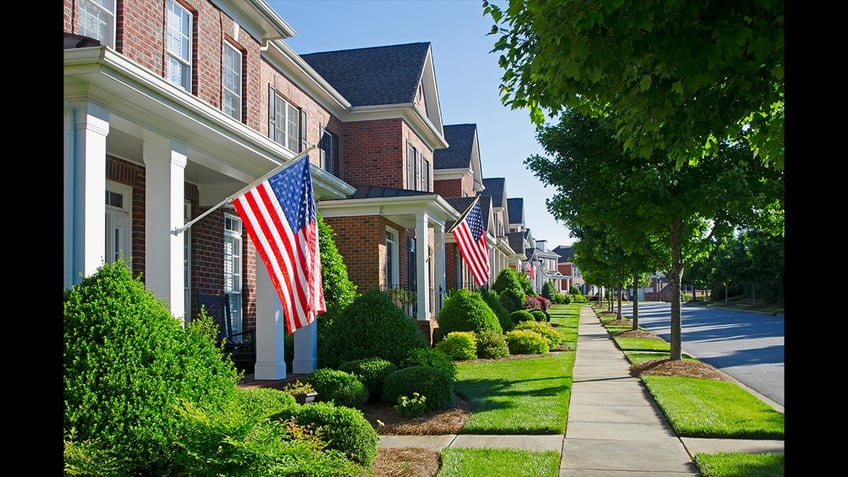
292 320 317 374
415 213 430 321
143 134 186 320
69 100 109 287
254 260 287 379
433 223 445 315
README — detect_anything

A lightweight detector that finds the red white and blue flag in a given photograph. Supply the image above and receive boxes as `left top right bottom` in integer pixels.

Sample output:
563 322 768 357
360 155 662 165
232 155 325 334
523 261 535 280
452 197 490 287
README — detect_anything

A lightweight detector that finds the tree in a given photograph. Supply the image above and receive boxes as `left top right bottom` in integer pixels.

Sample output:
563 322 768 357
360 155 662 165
483 0 784 169
527 109 782 360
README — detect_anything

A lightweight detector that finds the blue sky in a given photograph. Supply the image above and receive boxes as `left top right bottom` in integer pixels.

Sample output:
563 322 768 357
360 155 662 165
267 0 575 247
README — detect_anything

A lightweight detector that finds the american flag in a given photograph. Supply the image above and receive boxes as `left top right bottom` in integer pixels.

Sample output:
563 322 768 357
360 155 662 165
523 261 535 280
452 198 490 287
232 155 325 334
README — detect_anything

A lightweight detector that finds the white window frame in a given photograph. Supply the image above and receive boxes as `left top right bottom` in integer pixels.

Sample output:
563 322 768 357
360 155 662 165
105 181 132 265
165 0 192 92
222 41 242 121
78 0 116 48
224 213 243 336
270 88 301 153
385 227 399 289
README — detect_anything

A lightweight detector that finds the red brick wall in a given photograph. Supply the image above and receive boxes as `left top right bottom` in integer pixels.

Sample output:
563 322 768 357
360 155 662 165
341 119 404 188
323 215 387 293
434 178 462 198
106 157 146 280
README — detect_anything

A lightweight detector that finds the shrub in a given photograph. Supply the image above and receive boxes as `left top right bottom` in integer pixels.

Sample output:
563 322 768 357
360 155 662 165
475 329 510 359
499 288 526 313
515 321 564 349
436 288 503 337
530 309 549 322
435 331 478 360
271 401 379 467
63 260 242 475
492 268 526 312
233 387 297 416
525 294 552 311
338 357 398 403
317 287 428 369
318 214 357 311
381 365 455 411
402 348 457 382
480 287 514 332
505 329 551 355
510 309 535 325
303 368 369 408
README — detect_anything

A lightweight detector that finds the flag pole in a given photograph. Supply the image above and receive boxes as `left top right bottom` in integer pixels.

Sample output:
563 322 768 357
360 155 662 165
172 145 317 236
447 195 481 234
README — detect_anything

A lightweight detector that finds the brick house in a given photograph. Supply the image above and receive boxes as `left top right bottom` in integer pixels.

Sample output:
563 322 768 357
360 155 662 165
63 0 527 380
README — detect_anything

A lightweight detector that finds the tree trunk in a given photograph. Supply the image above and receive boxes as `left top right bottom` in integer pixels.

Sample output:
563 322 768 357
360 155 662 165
631 273 639 330
669 219 685 361
616 283 623 320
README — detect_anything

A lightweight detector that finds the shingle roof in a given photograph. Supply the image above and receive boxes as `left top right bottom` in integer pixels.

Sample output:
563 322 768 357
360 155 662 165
445 196 477 229
553 245 574 262
300 42 430 107
508 231 526 258
507 198 524 224
481 178 506 207
434 123 476 169
350 186 432 199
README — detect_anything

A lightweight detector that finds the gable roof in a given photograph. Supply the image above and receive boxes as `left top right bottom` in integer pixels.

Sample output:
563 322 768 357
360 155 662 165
300 42 430 107
507 198 524 226
481 178 506 207
435 123 476 169
553 245 574 262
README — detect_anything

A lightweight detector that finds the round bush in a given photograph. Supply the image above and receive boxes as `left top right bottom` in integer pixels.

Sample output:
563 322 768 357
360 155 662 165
303 368 369 408
435 331 477 360
505 329 550 355
510 309 535 325
402 348 457 382
515 321 563 348
475 329 510 359
318 287 428 369
531 309 548 322
381 365 455 411
272 401 379 467
480 287 514 332
437 288 503 337
338 357 398 403
64 260 242 475
499 288 526 313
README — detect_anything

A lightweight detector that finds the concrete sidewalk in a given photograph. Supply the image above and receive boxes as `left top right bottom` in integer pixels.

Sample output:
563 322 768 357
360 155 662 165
378 305 784 475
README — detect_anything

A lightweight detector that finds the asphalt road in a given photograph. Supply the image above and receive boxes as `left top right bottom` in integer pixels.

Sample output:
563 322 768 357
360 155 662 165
617 301 784 408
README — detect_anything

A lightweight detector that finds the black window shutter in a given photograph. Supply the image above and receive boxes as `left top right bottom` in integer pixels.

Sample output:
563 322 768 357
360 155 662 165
332 133 339 176
301 109 308 152
268 84 277 142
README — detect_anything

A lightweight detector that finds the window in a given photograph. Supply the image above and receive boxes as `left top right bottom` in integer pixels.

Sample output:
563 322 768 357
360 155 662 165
269 85 304 152
222 42 242 121
78 0 115 48
165 0 192 92
224 214 243 336
385 228 398 289
105 182 132 265
320 126 339 176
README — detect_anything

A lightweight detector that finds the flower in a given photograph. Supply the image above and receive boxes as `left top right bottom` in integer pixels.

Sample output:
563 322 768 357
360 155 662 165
394 392 427 418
